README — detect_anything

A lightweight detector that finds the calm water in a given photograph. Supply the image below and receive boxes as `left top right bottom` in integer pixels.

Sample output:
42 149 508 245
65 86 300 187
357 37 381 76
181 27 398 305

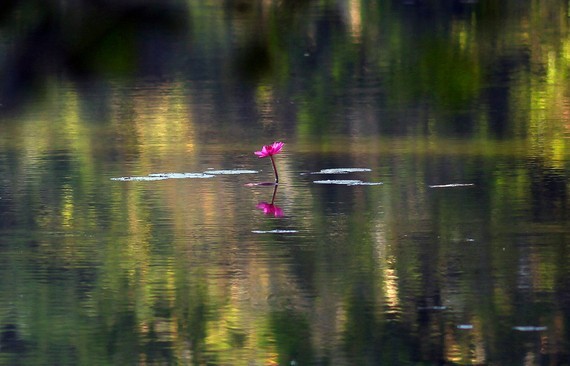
1 1 570 365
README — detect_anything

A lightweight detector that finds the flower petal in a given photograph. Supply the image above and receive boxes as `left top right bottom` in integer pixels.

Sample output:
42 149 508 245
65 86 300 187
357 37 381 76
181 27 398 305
271 141 284 155
256 202 283 217
254 142 283 157
273 206 284 217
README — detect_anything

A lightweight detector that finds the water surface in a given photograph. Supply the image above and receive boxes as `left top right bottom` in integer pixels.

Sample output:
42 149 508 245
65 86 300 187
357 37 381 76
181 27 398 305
1 1 569 365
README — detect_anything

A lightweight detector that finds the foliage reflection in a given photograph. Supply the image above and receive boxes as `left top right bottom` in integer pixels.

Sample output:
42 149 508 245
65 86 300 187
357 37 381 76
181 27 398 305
0 1 569 365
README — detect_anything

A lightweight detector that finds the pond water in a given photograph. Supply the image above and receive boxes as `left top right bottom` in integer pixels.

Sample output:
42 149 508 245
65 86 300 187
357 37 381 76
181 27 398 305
1 1 569 365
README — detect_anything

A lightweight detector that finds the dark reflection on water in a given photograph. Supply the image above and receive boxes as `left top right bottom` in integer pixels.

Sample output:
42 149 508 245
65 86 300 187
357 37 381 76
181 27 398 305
1 0 570 365
1 145 568 365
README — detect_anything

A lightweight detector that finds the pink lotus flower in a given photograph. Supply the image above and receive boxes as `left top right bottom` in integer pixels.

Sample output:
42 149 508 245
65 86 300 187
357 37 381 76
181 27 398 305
254 141 284 158
256 202 284 217
254 141 284 184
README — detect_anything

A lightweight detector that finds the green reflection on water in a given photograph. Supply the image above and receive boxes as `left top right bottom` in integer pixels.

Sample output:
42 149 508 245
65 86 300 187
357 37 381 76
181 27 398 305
1 1 570 365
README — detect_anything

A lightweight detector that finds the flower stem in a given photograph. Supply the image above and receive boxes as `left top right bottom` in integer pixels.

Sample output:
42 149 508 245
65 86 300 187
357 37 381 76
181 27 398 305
270 156 279 184
270 184 278 204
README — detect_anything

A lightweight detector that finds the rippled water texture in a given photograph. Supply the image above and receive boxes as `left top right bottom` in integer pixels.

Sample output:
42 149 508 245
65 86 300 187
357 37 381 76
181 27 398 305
1 1 569 365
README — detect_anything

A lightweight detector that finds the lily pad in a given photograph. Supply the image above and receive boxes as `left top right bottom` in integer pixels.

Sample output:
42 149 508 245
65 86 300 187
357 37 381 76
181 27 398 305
417 306 447 311
245 182 278 187
252 230 299 234
310 168 372 174
313 180 383 186
457 324 474 330
429 183 475 188
110 176 169 181
205 169 258 175
149 173 215 179
111 172 215 181
513 326 547 332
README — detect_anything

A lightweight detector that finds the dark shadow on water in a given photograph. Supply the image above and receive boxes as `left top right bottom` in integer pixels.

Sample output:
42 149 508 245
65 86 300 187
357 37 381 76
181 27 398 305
0 0 190 113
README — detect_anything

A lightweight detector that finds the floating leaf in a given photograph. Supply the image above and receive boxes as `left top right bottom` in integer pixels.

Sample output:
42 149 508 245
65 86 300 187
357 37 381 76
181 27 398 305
513 326 547 332
429 183 475 188
310 168 372 174
313 180 383 186
149 173 215 179
111 172 215 181
245 182 277 187
252 230 299 234
110 176 168 181
205 169 258 175
314 180 362 185
457 324 474 330
417 306 447 311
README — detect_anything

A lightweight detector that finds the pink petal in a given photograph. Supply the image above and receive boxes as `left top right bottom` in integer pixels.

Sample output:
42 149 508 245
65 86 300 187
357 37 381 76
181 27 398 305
271 142 284 155
257 202 270 210
256 202 283 217
273 206 284 217
254 146 270 158
254 142 283 157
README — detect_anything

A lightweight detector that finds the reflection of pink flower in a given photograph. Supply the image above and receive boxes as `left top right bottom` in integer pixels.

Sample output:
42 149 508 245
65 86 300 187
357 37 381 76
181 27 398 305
254 141 284 158
256 202 284 217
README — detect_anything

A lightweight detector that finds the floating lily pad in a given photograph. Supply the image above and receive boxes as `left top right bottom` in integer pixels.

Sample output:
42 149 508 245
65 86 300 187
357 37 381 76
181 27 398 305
314 180 362 185
457 324 474 330
110 176 169 181
313 180 383 186
310 168 372 174
245 182 277 187
205 169 258 175
111 172 215 181
429 183 475 188
417 306 447 311
252 230 299 234
149 173 215 179
513 326 547 332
